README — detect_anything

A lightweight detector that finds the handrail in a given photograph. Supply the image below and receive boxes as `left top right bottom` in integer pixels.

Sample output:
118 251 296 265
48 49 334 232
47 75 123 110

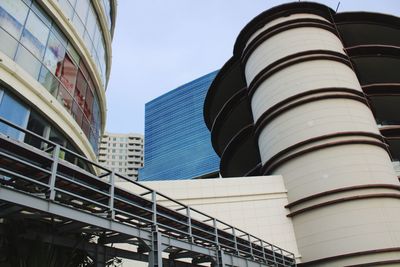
0 116 296 266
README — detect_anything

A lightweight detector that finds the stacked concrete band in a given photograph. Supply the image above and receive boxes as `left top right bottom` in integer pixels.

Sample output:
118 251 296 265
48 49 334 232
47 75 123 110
0 0 117 165
204 2 400 266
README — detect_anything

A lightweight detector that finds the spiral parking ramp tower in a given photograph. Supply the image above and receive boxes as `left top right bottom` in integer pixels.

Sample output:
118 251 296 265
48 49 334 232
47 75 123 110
204 2 400 266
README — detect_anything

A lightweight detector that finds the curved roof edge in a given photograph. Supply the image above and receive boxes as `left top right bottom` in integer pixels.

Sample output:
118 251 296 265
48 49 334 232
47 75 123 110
233 2 335 56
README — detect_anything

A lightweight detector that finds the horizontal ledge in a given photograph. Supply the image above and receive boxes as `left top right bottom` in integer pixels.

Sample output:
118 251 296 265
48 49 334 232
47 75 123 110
242 18 337 65
211 90 253 156
285 184 400 208
287 193 400 217
247 50 351 98
211 87 249 134
297 247 400 266
346 259 400 267
204 58 243 129
233 2 335 55
262 138 388 175
254 87 367 138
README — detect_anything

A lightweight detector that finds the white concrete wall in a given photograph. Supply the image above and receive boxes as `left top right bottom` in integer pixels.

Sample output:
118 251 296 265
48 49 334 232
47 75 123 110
115 176 300 266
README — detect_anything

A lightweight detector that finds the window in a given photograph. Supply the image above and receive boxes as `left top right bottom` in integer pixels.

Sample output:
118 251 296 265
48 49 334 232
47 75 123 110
0 27 18 58
71 99 83 126
0 0 29 39
38 67 59 96
59 54 77 93
75 70 87 109
15 45 41 79
25 110 49 149
0 89 29 140
57 0 74 20
43 32 66 76
21 9 49 59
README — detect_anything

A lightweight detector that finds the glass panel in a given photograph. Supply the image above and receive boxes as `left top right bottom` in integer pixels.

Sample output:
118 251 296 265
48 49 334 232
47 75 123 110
86 6 96 39
0 90 29 140
59 54 77 94
49 127 66 159
93 92 100 129
75 70 87 109
57 0 74 20
43 32 65 75
0 0 29 39
81 116 90 137
57 84 73 112
71 99 83 126
67 42 79 65
21 10 50 59
84 87 93 121
15 45 41 79
89 129 98 154
51 25 68 48
38 66 59 96
0 26 18 58
25 110 49 149
67 0 77 7
75 0 89 23
72 12 84 36
83 30 92 53
31 2 51 28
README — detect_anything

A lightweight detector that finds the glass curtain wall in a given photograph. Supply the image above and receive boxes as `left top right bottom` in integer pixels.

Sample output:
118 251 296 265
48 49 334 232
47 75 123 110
0 0 101 153
56 0 107 85
0 87 89 170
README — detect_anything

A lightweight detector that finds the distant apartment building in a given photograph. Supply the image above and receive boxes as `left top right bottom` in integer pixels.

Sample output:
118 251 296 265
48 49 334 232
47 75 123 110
98 132 144 180
139 71 220 181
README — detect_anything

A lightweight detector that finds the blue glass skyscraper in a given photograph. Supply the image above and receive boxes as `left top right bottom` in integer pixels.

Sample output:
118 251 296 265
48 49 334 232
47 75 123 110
139 71 220 181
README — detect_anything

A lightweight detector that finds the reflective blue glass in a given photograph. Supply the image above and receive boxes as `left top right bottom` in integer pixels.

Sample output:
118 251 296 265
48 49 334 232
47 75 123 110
139 71 220 181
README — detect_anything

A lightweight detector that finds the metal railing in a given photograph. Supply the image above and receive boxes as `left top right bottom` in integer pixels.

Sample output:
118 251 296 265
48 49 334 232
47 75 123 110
0 116 296 266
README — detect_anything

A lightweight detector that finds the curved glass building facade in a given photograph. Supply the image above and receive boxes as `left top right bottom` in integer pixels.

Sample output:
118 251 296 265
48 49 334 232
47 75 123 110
0 0 116 162
140 71 220 181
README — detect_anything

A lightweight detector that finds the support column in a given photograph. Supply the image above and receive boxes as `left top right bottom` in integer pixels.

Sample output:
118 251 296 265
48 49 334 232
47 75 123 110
148 225 163 267
215 248 225 267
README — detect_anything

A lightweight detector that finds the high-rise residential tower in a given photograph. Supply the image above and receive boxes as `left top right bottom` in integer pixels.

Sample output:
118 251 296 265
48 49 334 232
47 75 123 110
139 71 220 181
204 2 400 266
98 132 144 180
0 0 116 163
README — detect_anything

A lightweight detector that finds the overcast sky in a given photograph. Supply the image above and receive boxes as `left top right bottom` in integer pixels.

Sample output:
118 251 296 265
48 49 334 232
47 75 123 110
105 0 400 134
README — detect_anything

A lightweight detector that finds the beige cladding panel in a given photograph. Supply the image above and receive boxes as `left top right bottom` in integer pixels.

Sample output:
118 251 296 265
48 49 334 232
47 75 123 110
245 27 345 83
251 60 363 121
245 11 400 265
258 99 380 165
292 198 400 264
274 144 398 203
